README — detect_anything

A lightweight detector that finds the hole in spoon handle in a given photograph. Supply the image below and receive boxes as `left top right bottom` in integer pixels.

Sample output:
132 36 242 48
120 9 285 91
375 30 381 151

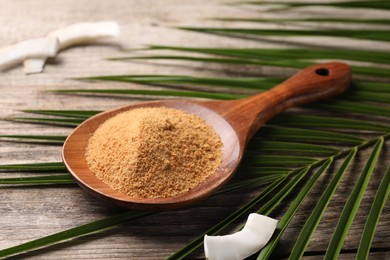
315 67 330 76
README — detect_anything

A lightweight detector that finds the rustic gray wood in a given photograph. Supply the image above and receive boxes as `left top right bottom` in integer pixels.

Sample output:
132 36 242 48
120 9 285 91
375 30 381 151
0 0 389 259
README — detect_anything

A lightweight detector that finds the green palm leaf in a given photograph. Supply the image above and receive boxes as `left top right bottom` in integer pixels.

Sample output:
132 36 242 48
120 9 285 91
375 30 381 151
256 167 309 216
0 135 66 144
315 99 390 117
179 27 390 42
78 74 283 90
22 110 100 118
269 114 390 131
0 211 152 259
324 138 384 259
124 55 390 78
212 17 390 25
258 158 333 259
288 148 357 259
54 89 244 100
250 140 338 156
352 81 390 92
247 155 317 166
0 162 66 172
0 174 280 258
3 117 83 127
241 0 390 10
167 177 286 259
257 126 364 144
0 175 74 185
357 163 390 259
146 45 390 65
341 90 390 103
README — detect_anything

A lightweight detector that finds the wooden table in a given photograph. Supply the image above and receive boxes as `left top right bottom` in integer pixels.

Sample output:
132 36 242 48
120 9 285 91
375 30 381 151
0 0 389 259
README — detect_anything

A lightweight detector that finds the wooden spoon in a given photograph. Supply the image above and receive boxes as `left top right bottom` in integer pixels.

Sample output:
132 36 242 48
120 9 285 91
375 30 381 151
63 62 351 211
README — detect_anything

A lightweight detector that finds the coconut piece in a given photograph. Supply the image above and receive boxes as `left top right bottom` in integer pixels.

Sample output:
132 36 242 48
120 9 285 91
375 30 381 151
204 214 278 260
23 21 119 74
23 58 46 74
0 36 59 71
48 21 119 49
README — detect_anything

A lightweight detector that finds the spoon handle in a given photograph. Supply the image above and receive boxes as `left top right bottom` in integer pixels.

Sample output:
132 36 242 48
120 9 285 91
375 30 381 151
236 62 351 141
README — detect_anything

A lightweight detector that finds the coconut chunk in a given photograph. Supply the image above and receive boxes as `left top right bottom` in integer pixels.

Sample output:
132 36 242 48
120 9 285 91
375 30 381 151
0 36 59 71
48 21 120 49
23 21 120 74
204 214 278 260
23 58 46 74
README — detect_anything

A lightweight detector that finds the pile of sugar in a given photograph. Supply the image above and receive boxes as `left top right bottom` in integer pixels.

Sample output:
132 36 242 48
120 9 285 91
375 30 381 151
86 107 222 198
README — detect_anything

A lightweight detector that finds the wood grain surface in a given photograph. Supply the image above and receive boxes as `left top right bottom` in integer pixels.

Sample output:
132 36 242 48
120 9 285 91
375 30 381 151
0 0 389 259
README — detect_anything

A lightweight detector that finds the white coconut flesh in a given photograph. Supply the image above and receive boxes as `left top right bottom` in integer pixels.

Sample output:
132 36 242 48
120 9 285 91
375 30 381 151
204 213 278 260
23 21 119 74
48 21 119 49
0 36 59 71
23 58 46 74
0 21 119 74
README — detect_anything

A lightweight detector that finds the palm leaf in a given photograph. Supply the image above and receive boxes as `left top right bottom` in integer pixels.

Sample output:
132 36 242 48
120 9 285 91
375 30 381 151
356 163 390 259
0 135 66 145
22 110 100 118
126 46 390 80
324 138 384 259
53 89 243 100
247 155 317 167
341 90 390 103
250 140 338 156
78 74 283 90
167 176 286 259
146 45 390 65
240 0 390 10
0 175 74 185
352 81 390 92
288 148 357 259
0 211 152 259
0 174 279 258
0 162 66 172
124 55 390 78
257 126 364 144
3 117 83 127
75 73 390 93
258 158 333 259
256 167 309 216
212 17 390 25
179 27 390 42
315 99 390 117
215 174 283 194
269 114 390 131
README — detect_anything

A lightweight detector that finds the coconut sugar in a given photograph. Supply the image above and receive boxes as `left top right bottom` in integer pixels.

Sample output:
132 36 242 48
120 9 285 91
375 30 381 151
85 107 222 198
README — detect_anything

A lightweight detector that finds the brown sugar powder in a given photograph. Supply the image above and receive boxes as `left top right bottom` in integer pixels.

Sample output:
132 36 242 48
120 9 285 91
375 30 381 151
85 107 222 198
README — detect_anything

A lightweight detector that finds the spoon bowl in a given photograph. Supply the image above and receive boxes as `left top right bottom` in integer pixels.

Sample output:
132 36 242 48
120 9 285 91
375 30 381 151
63 62 351 210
